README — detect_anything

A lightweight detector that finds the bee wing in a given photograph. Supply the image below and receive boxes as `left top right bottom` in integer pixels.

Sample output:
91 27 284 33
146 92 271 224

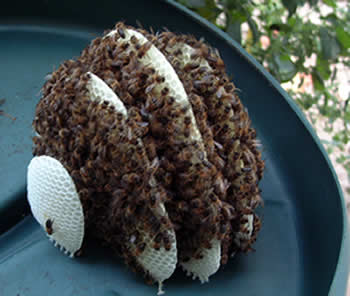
180 238 221 283
27 155 85 257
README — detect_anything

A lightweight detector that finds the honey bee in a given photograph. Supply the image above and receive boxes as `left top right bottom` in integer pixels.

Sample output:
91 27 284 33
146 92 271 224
194 252 204 260
190 51 201 61
215 58 225 69
153 242 161 251
154 233 163 243
190 198 202 209
173 48 183 56
135 43 141 51
224 83 234 92
209 192 218 202
130 35 138 44
159 216 170 226
138 42 152 59
150 219 161 234
121 42 130 51
145 83 156 94
184 62 200 72
209 224 218 235
117 27 126 39
163 233 172 251
167 36 177 48
183 116 191 126
45 219 54 235
150 194 158 208
135 242 146 256
220 254 228 265
220 223 227 234
155 75 165 84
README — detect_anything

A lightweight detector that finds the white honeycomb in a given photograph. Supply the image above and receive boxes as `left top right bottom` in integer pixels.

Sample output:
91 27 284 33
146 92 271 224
137 229 177 295
173 43 255 248
27 156 85 257
86 72 127 115
181 238 221 283
85 68 179 292
166 42 225 281
107 28 203 144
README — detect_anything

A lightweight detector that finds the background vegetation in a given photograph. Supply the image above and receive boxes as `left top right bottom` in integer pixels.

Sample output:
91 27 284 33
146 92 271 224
177 0 350 193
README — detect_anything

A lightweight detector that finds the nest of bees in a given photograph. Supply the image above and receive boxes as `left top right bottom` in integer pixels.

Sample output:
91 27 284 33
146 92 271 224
27 22 264 295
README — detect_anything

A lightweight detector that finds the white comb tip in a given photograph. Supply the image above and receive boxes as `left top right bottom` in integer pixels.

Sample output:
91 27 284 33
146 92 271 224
86 72 127 115
157 281 165 295
27 155 85 257
136 229 177 286
181 239 221 282
200 276 209 284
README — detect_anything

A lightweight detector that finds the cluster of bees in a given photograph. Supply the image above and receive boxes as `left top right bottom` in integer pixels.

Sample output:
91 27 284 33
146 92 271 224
32 22 264 289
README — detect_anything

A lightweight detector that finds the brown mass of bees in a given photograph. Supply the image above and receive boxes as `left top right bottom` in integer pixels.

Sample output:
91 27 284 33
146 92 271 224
32 22 264 283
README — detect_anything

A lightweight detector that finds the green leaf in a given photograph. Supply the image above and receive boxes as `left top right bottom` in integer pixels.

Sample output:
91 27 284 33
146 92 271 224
336 26 350 49
287 16 297 27
316 56 331 80
218 0 239 11
324 125 333 133
247 17 259 43
322 0 336 8
273 54 297 82
319 27 341 60
312 70 325 91
331 66 337 82
345 111 350 122
298 94 315 110
322 13 339 25
184 0 222 22
333 131 349 145
327 146 334 154
229 10 247 23
336 155 346 164
282 0 298 16
269 23 292 33
297 76 305 88
308 0 319 6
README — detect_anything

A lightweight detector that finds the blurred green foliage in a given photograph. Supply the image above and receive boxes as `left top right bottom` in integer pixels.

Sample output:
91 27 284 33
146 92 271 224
178 0 350 186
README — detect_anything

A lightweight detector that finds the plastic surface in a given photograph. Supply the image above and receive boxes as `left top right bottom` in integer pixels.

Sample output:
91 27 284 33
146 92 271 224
0 0 348 295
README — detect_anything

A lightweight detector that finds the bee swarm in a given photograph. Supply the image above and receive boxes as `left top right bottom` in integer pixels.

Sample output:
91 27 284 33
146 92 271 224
28 22 264 295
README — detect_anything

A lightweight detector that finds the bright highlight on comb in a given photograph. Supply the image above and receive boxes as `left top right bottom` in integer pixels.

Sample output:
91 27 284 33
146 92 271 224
27 155 85 257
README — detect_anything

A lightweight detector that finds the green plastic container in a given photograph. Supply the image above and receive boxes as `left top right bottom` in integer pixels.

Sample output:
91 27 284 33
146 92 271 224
0 0 348 295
